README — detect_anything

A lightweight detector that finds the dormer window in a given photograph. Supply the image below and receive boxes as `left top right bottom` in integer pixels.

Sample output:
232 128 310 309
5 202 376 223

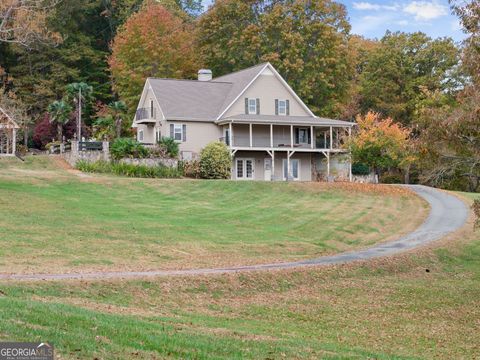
245 98 260 115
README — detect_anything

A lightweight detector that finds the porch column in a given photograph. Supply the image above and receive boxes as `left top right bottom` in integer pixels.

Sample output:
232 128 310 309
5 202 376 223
327 152 330 177
287 151 291 181
12 128 16 155
249 123 253 148
348 127 352 182
271 150 275 181
270 124 273 148
310 126 314 149
330 126 333 150
324 132 327 149
290 125 293 148
229 122 233 148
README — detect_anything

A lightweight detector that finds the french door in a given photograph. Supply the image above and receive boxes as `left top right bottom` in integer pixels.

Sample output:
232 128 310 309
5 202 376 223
236 158 255 180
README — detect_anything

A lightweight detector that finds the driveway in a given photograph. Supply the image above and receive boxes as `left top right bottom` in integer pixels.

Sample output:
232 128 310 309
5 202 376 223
0 185 469 281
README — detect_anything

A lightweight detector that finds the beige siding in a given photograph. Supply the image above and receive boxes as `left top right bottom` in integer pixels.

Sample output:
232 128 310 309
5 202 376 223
165 121 223 155
224 73 311 118
136 124 155 144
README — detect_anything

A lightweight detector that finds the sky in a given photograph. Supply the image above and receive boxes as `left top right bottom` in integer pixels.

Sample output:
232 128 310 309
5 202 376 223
202 0 466 42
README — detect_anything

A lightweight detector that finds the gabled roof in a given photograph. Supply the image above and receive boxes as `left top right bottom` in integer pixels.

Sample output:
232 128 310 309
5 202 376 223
0 106 20 129
142 62 338 123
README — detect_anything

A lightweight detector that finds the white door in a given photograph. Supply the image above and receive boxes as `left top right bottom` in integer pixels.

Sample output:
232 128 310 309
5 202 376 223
236 158 255 180
264 158 272 181
283 159 300 181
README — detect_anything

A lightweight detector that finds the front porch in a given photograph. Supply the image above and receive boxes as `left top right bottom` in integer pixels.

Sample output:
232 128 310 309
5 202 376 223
219 120 354 182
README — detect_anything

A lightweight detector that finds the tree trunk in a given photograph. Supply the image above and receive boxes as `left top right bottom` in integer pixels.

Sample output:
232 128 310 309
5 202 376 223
116 117 122 138
57 123 63 142
23 125 28 148
404 165 410 184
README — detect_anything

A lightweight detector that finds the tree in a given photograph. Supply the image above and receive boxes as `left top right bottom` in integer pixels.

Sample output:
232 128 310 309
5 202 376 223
65 82 94 139
109 3 199 116
359 31 460 125
196 0 353 116
0 0 61 47
347 112 415 177
47 99 72 141
109 100 127 138
199 142 231 179
93 100 128 140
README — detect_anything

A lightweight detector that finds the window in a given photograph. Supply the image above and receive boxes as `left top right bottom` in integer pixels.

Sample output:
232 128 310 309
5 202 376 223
174 124 183 141
298 128 308 144
170 123 186 142
278 100 287 115
248 98 257 114
283 159 300 181
138 129 144 142
224 128 230 146
155 128 161 143
150 100 154 118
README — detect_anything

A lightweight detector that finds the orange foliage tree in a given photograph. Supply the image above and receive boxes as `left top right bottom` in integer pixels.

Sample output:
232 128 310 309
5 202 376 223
348 112 415 176
109 2 200 116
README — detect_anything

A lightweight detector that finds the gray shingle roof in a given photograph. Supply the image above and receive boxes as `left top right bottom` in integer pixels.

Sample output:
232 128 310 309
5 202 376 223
217 114 355 127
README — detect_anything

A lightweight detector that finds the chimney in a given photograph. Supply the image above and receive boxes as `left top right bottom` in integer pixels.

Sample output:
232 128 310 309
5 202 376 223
198 69 212 82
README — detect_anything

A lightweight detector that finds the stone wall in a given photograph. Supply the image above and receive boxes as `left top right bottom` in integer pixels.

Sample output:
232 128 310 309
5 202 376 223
62 141 110 167
120 157 178 168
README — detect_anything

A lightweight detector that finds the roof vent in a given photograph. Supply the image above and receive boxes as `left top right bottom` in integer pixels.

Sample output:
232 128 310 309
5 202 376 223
198 69 212 82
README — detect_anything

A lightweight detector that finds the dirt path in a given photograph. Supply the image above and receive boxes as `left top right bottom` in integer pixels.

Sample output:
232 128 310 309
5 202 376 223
0 185 469 282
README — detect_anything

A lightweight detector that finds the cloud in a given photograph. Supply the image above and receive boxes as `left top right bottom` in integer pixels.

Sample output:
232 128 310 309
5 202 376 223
403 1 448 21
352 2 399 11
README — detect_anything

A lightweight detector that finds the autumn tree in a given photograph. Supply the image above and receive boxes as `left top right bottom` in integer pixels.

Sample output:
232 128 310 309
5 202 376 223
0 0 61 47
196 0 353 116
109 3 200 116
348 112 415 179
359 31 460 125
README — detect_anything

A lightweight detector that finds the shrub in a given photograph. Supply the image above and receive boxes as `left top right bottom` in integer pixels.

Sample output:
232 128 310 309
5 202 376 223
158 137 179 158
199 142 231 179
179 160 201 178
76 160 183 178
381 174 403 184
351 162 370 175
110 138 149 160
473 199 480 230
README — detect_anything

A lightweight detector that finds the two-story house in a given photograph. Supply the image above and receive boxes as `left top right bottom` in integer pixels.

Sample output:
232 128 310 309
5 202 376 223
133 62 354 181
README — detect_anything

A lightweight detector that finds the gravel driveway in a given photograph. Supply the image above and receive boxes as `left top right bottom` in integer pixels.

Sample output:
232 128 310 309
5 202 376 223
0 185 469 281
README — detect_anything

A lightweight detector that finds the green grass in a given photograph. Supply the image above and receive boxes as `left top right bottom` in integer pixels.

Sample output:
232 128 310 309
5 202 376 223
1 157 475 359
0 156 425 274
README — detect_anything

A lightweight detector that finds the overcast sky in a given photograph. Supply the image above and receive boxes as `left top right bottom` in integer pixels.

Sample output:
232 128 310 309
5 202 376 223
202 0 466 42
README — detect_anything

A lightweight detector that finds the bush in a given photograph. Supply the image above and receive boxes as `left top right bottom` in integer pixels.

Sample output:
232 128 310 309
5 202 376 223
76 160 183 178
110 138 149 160
473 199 480 230
351 162 370 175
381 174 403 184
158 137 179 158
199 142 231 179
179 160 201 178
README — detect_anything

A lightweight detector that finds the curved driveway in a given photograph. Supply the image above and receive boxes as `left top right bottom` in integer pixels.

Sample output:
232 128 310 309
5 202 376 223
0 185 469 281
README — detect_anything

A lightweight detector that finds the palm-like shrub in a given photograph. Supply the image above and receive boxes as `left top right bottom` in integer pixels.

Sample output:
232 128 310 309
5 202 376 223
199 142 231 179
158 137 179 158
110 138 149 160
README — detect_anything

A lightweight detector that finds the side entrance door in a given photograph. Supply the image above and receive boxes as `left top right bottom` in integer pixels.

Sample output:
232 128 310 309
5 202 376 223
236 158 255 180
264 158 272 181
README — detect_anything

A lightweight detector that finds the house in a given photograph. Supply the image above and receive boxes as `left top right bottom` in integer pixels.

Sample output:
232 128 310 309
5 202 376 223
0 106 19 156
133 63 354 181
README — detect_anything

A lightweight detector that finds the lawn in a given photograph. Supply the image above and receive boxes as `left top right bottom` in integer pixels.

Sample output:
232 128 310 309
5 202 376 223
0 156 477 359
0 196 478 359
0 156 427 274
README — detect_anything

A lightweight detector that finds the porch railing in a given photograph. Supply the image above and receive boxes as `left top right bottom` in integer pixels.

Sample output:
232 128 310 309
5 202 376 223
136 107 155 121
219 136 342 149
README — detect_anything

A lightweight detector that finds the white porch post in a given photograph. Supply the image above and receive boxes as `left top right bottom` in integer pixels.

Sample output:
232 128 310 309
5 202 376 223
287 151 291 181
348 127 352 182
330 126 333 150
271 150 275 181
290 125 293 148
324 132 327 149
310 126 314 149
12 128 16 154
270 124 273 148
249 123 253 148
327 152 330 178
